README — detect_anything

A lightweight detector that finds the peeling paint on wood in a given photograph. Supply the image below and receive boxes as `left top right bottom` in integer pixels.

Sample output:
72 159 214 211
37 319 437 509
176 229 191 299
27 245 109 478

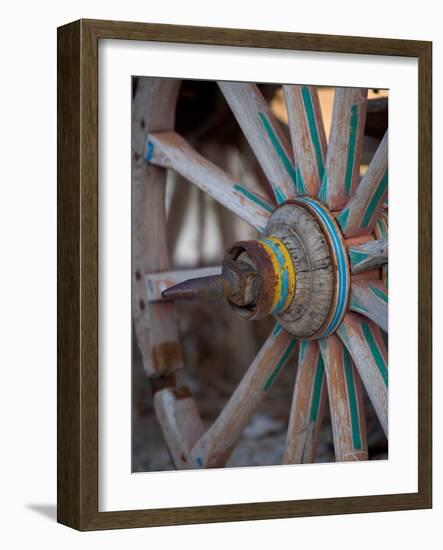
283 85 327 197
146 131 272 230
319 335 368 462
283 340 327 464
218 82 296 202
348 238 388 274
338 313 388 436
319 88 367 210
132 78 185 377
337 131 388 238
349 281 388 332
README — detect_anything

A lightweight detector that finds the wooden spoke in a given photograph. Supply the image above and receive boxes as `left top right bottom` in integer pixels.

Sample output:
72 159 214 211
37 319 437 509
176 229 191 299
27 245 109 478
374 209 389 287
191 324 297 468
146 266 222 302
319 88 368 210
132 78 184 377
283 340 327 464
348 238 388 274
319 335 368 462
349 280 388 333
146 131 272 231
337 313 388 436
154 386 205 470
283 85 327 197
218 82 297 203
337 131 388 238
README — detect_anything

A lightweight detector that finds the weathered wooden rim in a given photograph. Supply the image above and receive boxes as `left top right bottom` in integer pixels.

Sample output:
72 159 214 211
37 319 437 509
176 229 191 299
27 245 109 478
57 18 432 530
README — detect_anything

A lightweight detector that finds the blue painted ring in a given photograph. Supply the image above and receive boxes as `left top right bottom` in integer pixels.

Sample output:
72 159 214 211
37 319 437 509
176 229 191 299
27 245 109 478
295 197 350 338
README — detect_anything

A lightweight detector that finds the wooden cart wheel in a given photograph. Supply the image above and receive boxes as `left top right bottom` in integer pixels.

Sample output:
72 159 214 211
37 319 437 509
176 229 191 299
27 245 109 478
133 78 388 469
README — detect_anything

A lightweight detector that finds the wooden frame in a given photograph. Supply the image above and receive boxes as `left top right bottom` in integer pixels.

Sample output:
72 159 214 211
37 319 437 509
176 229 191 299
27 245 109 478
57 18 432 530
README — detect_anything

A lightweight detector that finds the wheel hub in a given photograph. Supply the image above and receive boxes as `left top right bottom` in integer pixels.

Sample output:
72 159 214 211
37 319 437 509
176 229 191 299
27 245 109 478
162 197 350 340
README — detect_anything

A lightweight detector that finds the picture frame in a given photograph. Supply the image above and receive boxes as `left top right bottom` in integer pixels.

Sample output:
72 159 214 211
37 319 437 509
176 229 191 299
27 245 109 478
57 18 432 530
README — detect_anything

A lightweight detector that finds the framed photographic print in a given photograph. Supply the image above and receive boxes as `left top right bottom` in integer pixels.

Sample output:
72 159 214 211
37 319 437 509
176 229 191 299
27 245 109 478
57 19 432 530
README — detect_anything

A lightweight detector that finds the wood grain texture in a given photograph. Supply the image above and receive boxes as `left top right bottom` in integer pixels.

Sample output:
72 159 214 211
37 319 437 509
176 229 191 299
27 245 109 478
154 387 205 469
283 340 327 464
319 88 367 210
191 325 296 468
319 336 368 462
348 238 388 274
350 280 388 332
57 19 431 530
337 313 388 436
337 131 388 237
132 79 185 378
283 85 327 197
374 210 389 286
146 131 272 230
218 82 296 202
265 202 333 338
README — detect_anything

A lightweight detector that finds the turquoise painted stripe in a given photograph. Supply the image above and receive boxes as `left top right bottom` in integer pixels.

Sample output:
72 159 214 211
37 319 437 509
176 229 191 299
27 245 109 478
318 173 328 203
361 323 388 386
272 323 283 337
336 207 350 230
376 217 388 239
361 169 389 228
299 339 309 364
261 238 290 313
297 198 349 336
345 104 359 195
310 353 325 422
295 165 307 195
369 284 388 304
348 249 369 267
263 338 297 391
301 86 325 180
233 184 274 213
349 297 368 314
258 111 298 200
343 347 363 450
145 140 154 162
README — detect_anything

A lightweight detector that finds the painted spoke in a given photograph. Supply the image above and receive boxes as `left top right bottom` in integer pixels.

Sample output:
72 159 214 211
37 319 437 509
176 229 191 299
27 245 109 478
146 131 272 231
337 313 388 436
283 340 327 464
191 324 297 468
319 88 367 210
337 131 388 238
218 82 297 203
319 335 368 462
146 266 222 302
374 209 389 287
349 280 388 333
154 386 205 469
283 85 327 198
348 238 388 274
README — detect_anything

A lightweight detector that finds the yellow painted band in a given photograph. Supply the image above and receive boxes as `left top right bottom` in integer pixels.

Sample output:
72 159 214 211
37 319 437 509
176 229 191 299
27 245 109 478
257 237 296 313
267 237 296 311
258 240 282 312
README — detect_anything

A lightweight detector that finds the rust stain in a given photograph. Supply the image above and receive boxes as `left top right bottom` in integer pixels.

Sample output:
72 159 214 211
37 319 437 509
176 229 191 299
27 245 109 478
344 235 373 246
151 341 183 374
172 385 192 400
351 269 379 282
